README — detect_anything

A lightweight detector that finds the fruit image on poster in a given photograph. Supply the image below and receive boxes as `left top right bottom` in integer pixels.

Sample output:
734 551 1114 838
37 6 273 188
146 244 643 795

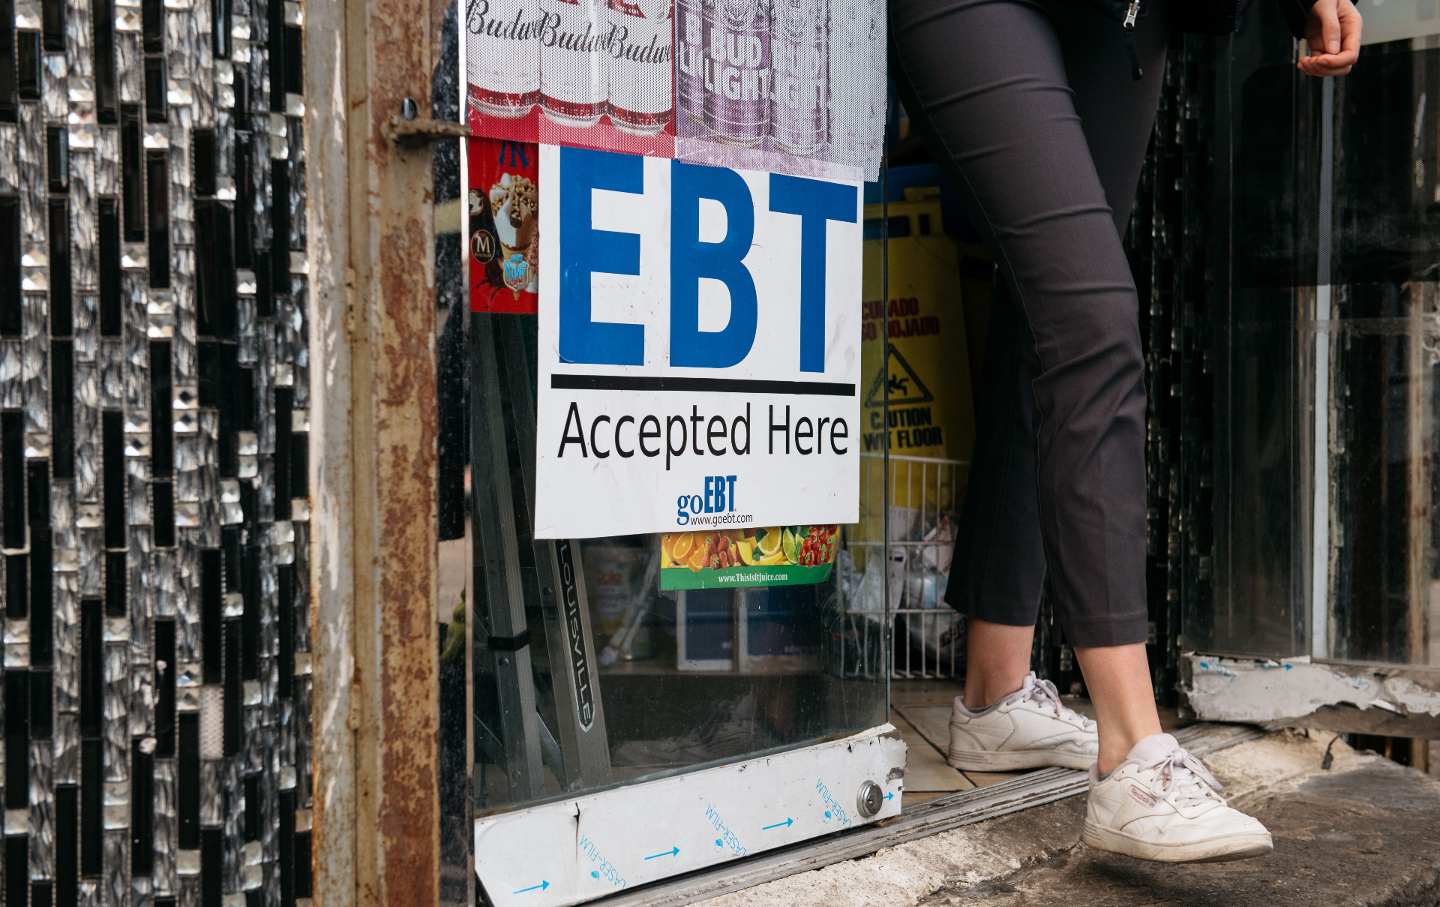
468 138 541 314
660 525 838 590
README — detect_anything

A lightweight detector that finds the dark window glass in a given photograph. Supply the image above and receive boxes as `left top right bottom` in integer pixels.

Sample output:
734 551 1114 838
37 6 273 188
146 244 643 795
98 198 121 335
120 106 145 241
42 0 64 50
131 740 154 875
104 550 125 617
80 739 101 874
48 198 71 335
193 129 216 197
144 56 166 123
201 548 222 683
1 411 24 547
146 151 170 286
1 197 20 335
17 31 40 101
29 531 52 664
154 619 176 756
52 340 73 478
55 786 77 903
46 126 68 191
4 672 27 807
92 0 117 122
102 410 124 547
141 0 162 52
0 0 16 121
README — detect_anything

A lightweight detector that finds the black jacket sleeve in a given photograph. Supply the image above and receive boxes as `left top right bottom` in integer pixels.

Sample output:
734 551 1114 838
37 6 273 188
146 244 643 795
1275 0 1318 39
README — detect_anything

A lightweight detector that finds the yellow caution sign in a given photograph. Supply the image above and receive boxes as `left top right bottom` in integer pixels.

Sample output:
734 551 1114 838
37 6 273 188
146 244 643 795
860 192 976 511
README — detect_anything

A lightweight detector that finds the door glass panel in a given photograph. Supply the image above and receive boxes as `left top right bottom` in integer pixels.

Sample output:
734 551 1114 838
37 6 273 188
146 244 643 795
466 291 890 816
1189 10 1314 658
1200 11 1440 669
1321 30 1440 667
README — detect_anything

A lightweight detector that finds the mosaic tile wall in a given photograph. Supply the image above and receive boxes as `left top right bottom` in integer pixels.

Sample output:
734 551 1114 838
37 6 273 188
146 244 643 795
0 0 314 897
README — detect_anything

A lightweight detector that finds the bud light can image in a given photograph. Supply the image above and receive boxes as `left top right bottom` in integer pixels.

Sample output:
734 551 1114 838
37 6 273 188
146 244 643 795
539 0 608 127
770 0 827 155
675 0 707 125
702 0 770 146
605 0 673 135
466 0 541 119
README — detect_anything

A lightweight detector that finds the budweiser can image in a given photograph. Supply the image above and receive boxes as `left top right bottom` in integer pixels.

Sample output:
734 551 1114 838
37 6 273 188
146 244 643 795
466 0 541 118
539 0 609 127
770 0 827 155
605 0 673 135
675 0 707 124
702 0 771 146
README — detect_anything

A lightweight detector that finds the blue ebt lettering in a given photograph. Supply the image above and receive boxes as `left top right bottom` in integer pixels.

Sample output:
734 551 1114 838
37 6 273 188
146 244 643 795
556 147 858 373
675 475 738 527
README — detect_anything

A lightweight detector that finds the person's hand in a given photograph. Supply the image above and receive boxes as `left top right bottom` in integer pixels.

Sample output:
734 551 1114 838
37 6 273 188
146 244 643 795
1299 0 1362 77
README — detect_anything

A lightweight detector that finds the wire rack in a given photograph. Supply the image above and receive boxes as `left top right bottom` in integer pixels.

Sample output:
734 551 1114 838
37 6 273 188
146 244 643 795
839 453 968 680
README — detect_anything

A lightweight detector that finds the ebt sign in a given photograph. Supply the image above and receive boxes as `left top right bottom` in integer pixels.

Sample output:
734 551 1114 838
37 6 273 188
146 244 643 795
534 145 862 539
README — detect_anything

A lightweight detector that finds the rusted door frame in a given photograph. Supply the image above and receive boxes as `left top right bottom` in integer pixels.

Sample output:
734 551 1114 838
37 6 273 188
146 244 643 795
306 0 444 895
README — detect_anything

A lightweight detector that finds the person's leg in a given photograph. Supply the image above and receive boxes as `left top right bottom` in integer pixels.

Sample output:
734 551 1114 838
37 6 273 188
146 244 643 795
1043 0 1172 774
946 273 1045 711
962 619 1034 710
889 0 1160 755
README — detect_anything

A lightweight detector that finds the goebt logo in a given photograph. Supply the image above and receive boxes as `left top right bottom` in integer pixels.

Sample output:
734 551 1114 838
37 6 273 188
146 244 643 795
676 475 738 526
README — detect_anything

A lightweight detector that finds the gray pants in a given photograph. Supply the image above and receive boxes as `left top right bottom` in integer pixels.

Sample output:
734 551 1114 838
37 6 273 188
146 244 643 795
889 0 1172 647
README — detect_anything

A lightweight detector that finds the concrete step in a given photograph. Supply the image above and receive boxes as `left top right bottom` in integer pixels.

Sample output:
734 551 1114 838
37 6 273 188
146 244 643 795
704 732 1440 907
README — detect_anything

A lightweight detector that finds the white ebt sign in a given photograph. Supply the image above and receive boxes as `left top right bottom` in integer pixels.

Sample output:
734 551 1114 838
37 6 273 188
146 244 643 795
534 144 862 539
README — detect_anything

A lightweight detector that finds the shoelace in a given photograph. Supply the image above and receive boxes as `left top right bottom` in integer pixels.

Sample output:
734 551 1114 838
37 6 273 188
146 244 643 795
1143 747 1225 809
1020 675 1097 732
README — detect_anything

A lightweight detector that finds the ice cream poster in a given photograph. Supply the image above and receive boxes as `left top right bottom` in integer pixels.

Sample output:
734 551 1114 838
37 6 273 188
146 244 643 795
660 525 838 590
468 138 541 314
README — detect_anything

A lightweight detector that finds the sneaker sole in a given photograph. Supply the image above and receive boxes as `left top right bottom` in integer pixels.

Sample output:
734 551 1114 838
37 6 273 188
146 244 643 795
946 745 1095 772
1081 820 1274 863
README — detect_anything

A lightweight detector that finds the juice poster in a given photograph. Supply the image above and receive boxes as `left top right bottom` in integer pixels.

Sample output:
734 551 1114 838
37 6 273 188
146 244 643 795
660 525 839 591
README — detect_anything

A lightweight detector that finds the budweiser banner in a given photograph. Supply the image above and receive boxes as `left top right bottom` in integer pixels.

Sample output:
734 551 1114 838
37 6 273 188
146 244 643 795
460 0 884 180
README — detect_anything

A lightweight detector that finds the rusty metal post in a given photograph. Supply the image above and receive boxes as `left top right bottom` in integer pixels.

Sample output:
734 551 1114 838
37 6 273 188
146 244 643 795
305 0 442 895
347 0 443 892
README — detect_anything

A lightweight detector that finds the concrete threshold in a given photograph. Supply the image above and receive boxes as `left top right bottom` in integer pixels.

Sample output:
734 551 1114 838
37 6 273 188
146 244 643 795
695 730 1440 907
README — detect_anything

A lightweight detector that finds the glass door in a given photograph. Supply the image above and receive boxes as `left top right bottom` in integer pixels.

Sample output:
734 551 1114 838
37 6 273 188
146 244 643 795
1196 1 1440 670
430 0 898 895
461 306 892 816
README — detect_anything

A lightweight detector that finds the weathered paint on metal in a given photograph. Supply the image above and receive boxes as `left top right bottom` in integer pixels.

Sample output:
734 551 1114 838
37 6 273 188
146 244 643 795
341 0 442 894
305 0 361 898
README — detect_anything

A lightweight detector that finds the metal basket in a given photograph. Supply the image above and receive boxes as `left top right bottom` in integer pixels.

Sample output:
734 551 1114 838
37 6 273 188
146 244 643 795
838 453 968 680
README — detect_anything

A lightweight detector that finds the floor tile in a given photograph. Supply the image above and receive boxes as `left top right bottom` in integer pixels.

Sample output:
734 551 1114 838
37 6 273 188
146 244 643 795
891 711 974 797
894 703 951 753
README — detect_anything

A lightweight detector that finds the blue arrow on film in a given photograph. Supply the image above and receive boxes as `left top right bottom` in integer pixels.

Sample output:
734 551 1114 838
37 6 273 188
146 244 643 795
763 818 795 831
885 792 895 802
644 846 679 861
513 880 550 894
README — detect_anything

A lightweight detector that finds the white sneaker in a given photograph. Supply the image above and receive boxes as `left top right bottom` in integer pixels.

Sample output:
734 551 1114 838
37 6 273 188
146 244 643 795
947 672 1099 771
1083 733 1273 863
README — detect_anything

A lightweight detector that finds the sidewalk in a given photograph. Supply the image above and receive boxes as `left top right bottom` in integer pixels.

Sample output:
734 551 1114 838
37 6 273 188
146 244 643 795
704 732 1440 906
